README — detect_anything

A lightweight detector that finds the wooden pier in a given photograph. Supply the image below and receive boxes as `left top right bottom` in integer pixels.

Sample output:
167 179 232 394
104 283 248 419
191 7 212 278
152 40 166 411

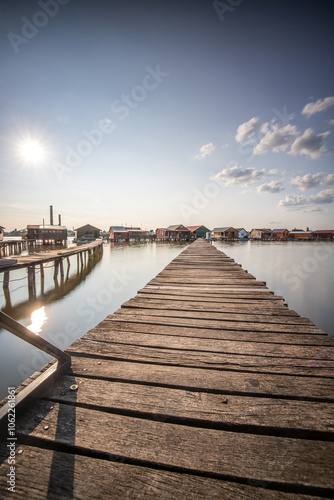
1 239 334 498
0 240 103 300
0 240 27 258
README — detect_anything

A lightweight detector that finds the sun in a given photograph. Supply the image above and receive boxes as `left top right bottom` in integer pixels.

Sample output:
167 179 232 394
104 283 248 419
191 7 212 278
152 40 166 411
19 139 46 164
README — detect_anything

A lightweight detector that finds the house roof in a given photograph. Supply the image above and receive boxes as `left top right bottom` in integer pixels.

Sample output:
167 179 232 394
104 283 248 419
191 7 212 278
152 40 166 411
0 226 5 230
272 228 289 232
235 228 247 232
110 226 126 232
75 224 101 231
167 224 189 231
312 230 334 234
186 225 210 232
27 225 67 230
289 230 312 234
212 227 236 232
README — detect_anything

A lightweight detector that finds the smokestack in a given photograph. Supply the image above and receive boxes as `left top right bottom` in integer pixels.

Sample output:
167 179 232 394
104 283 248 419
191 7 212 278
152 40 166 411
50 205 54 226
58 214 61 226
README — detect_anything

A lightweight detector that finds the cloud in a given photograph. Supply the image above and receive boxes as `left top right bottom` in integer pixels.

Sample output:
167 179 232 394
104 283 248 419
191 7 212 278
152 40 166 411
212 165 265 186
194 142 215 160
329 119 334 127
290 128 330 159
220 143 228 149
235 117 260 143
253 123 298 155
257 180 284 194
278 188 334 211
302 96 334 117
268 169 278 175
278 194 307 210
290 173 323 191
309 188 334 204
324 173 334 186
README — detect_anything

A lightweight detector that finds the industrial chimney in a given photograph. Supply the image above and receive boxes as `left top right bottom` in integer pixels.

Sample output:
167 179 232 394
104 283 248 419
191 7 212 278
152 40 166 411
58 214 61 226
50 205 54 226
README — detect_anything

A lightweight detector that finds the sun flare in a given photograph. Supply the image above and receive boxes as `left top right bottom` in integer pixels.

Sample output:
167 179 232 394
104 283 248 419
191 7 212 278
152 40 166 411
19 140 46 164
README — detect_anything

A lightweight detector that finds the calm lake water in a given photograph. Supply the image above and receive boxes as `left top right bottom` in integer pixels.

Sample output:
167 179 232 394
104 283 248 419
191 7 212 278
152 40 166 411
0 239 333 400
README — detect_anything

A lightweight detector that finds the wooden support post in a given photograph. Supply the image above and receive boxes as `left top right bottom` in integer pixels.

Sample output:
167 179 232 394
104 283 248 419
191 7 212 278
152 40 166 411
59 258 64 281
40 263 44 295
28 265 36 299
66 256 71 280
54 259 59 282
3 271 10 290
80 251 84 269
4 288 12 309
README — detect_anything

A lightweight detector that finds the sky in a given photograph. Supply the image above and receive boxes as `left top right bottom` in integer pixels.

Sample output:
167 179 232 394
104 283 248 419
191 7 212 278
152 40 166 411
0 0 333 232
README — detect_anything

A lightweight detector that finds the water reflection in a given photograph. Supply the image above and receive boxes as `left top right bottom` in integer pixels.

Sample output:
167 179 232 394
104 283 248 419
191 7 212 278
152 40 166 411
27 306 47 335
1 246 103 321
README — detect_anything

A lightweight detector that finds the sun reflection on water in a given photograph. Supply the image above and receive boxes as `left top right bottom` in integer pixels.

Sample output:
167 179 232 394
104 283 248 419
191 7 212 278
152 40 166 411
27 306 47 335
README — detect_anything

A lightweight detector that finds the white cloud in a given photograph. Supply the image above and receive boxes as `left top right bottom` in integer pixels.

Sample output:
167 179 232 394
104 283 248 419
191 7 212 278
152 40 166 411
253 123 299 155
324 173 334 186
257 180 284 194
302 96 334 117
309 188 334 204
235 117 260 143
278 194 307 210
329 119 334 126
268 169 278 175
290 128 330 159
194 142 215 160
220 143 228 149
212 165 265 186
278 188 334 211
290 173 323 191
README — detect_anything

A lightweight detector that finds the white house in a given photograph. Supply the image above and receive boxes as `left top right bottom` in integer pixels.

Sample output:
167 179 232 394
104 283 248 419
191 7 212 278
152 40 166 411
0 226 5 241
235 228 248 239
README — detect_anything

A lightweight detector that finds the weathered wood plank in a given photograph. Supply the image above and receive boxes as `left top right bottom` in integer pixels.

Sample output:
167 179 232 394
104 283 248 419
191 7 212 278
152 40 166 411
81 329 334 362
66 355 334 400
44 375 334 437
139 285 284 301
105 319 334 345
66 338 334 377
2 444 316 500
148 278 266 286
137 290 287 305
123 298 298 316
12 400 334 492
115 307 315 326
109 312 323 334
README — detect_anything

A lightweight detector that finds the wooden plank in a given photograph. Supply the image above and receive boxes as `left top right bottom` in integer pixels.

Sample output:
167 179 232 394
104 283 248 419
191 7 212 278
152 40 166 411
116 307 315 326
44 375 334 437
109 312 323 334
81 329 334 362
148 278 267 286
12 400 334 492
143 285 283 296
137 290 287 304
66 338 334 377
0 444 319 500
67 354 334 401
105 319 334 345
122 298 300 316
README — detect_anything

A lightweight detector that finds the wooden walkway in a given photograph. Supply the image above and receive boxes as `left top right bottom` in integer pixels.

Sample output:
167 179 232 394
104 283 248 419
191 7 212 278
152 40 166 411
0 239 103 272
1 239 334 498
